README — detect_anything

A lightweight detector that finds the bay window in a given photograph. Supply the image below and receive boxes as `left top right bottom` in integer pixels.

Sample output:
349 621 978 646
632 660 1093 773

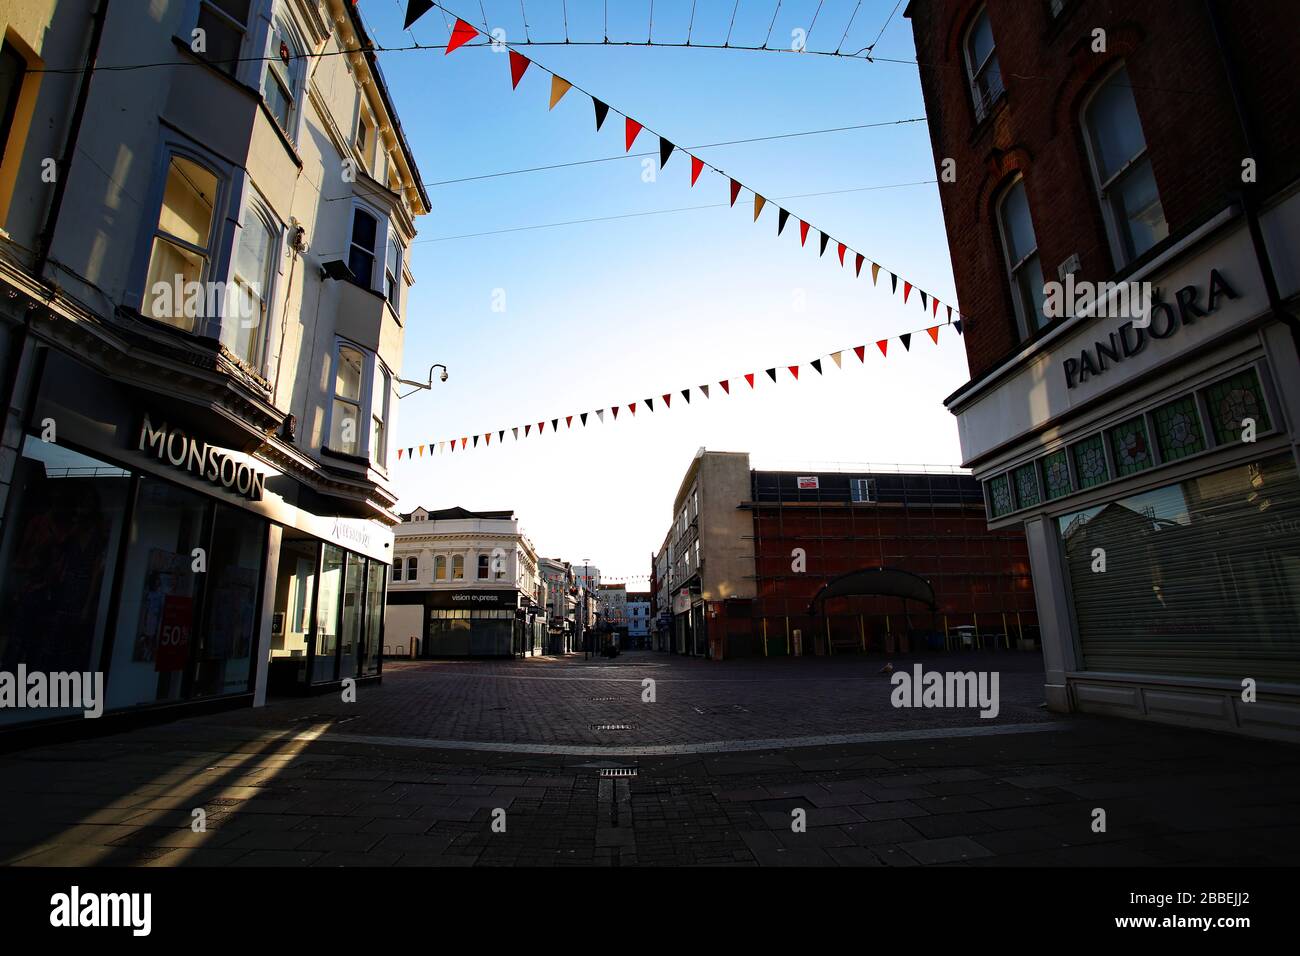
142 155 220 331
330 344 364 456
348 207 377 288
385 233 403 310
262 20 301 136
196 0 250 76
223 203 277 368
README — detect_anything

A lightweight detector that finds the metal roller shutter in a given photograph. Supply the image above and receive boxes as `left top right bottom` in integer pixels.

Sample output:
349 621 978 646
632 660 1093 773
1059 454 1300 682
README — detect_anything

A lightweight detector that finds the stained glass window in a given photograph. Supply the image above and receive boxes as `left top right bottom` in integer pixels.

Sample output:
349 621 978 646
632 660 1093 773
988 474 1013 518
1071 434 1109 489
1153 395 1205 462
1204 369 1271 445
1042 449 1072 500
1109 416 1153 477
1013 463 1040 508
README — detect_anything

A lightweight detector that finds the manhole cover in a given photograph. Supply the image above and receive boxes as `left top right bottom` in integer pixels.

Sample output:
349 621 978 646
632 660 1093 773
590 723 634 731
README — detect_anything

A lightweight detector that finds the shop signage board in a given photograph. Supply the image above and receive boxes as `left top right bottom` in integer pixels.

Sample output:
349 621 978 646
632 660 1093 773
950 222 1266 467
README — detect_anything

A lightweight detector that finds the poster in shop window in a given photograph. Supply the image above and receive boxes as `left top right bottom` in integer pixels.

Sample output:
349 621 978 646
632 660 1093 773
133 549 195 665
156 595 193 672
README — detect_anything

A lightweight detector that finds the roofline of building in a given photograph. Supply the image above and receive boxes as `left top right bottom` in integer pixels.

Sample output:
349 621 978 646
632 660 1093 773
343 0 432 212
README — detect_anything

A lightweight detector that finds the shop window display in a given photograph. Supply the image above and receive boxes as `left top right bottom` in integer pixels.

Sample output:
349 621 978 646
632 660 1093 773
0 439 130 723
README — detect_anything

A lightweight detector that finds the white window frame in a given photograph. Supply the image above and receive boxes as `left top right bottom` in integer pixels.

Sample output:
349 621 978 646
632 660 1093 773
434 554 447 580
963 6 1004 123
405 555 418 581
384 231 404 314
452 554 465 580
192 0 255 84
132 137 237 338
996 176 1045 341
1080 62 1167 269
261 14 307 143
850 478 877 503
324 338 390 466
225 192 283 373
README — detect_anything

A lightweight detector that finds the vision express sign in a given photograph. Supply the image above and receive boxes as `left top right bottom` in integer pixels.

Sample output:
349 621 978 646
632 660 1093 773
426 589 518 609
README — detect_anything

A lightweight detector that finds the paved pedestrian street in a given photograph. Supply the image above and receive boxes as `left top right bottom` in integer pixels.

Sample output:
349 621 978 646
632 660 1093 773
2 652 1298 867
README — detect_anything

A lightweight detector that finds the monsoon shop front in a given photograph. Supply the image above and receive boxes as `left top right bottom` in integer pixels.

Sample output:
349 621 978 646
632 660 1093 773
945 205 1300 741
0 350 393 744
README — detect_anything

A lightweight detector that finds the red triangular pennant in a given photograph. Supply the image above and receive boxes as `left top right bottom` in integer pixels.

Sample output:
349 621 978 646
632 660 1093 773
629 402 636 415
744 373 755 388
903 281 912 304
612 406 619 419
719 380 730 394
662 393 671 408
566 415 573 428
538 421 545 433
729 179 741 206
460 437 467 448
854 345 866 363
837 242 846 265
509 50 530 89
800 221 810 246
855 253 864 276
525 424 532 436
690 155 704 186
625 117 643 152
926 326 940 344
445 18 478 55
876 339 889 357
788 365 800 380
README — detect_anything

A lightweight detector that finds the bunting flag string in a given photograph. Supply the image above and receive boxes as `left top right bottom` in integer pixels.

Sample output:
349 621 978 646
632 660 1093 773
415 3 965 329
400 316 963 462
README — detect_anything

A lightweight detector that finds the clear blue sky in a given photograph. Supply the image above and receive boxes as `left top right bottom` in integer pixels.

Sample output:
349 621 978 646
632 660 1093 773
359 1 969 581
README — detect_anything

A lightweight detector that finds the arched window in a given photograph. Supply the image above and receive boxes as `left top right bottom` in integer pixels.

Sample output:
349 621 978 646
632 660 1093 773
435 555 447 580
452 554 464 580
477 554 490 579
996 177 1047 339
262 19 302 135
964 6 1004 122
405 555 418 581
391 559 403 582
1083 64 1168 265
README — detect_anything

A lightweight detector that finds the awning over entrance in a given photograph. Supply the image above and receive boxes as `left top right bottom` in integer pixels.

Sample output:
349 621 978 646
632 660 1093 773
806 566 937 613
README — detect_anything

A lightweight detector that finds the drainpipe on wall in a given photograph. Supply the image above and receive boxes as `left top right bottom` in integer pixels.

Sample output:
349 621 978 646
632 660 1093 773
1203 0 1300 359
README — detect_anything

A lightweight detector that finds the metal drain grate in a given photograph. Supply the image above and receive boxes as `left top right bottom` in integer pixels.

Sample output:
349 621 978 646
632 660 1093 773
598 767 638 778
590 723 634 731
589 696 619 702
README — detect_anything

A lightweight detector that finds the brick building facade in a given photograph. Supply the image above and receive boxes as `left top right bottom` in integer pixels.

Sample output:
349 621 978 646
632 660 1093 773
906 0 1300 739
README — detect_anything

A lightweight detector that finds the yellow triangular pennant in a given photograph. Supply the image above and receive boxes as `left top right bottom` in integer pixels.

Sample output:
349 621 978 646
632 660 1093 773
549 76 572 110
830 351 842 368
753 194 766 221
871 262 880 285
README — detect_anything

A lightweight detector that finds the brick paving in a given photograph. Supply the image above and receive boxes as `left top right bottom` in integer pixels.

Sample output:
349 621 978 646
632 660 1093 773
2 651 1298 866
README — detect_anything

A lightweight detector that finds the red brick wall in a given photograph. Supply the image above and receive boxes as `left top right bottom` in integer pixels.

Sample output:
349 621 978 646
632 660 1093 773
749 504 1036 654
906 0 1300 382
